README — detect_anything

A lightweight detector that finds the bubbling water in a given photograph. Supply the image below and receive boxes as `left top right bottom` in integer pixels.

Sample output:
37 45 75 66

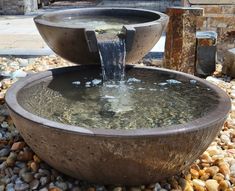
19 69 219 130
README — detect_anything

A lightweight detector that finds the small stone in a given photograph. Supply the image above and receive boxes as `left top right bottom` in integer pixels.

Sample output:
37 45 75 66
19 166 28 176
207 146 221 156
6 152 17 166
218 180 228 190
0 185 5 191
17 150 33 161
205 179 219 191
190 169 199 178
15 161 26 169
22 172 34 183
0 146 10 157
18 59 29 67
230 164 235 175
219 162 230 177
11 142 25 151
55 181 68 190
29 179 40 190
1 121 8 129
6 183 14 191
192 179 206 188
230 174 235 184
11 70 27 78
14 182 29 191
184 181 193 191
30 161 39 172
40 176 50 187
33 155 41 163
220 134 231 144
205 166 220 177
39 188 48 191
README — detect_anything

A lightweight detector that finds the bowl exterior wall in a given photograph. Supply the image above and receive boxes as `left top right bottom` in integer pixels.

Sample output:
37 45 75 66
8 108 225 185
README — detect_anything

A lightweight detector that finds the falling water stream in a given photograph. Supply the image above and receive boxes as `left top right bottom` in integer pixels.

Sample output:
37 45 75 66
97 38 126 81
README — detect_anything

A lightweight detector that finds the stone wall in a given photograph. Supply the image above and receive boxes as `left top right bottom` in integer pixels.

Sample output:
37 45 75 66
183 0 235 63
0 0 38 15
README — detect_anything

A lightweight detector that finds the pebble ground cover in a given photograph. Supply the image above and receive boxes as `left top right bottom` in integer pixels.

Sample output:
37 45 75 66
0 56 235 191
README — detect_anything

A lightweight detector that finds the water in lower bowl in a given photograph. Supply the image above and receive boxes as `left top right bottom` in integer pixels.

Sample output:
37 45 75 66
18 68 219 130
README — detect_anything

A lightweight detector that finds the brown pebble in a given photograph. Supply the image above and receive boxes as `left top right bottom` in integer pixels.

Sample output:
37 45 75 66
6 152 17 166
184 180 193 191
200 173 210 181
219 163 230 176
213 173 225 183
219 180 228 190
190 169 199 178
17 150 33 161
33 155 41 163
191 164 201 171
230 175 235 184
205 166 220 177
30 161 39 172
201 162 210 167
185 174 192 181
11 142 25 151
0 140 8 147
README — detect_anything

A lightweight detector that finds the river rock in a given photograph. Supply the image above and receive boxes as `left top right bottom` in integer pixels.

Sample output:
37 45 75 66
55 181 68 190
0 185 5 191
11 70 27 78
22 172 34 183
205 180 219 191
6 183 14 191
17 150 33 161
29 179 40 190
14 182 29 191
11 142 25 151
0 146 10 157
40 176 50 187
6 152 17 166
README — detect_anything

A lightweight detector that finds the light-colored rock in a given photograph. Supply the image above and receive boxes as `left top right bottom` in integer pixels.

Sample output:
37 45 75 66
205 179 219 191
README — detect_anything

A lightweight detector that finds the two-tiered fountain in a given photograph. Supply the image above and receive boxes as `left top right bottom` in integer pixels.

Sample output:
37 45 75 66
5 8 230 185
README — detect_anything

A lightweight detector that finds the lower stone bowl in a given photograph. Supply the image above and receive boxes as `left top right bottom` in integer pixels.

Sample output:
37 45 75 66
5 65 231 185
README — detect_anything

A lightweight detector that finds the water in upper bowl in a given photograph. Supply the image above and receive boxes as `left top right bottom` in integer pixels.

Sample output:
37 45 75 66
18 68 219 130
42 15 151 34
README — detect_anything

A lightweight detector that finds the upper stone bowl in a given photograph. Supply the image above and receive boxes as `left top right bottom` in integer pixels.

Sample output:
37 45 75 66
34 8 168 64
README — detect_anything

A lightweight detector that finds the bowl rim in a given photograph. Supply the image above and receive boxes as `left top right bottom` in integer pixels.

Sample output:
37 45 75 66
33 7 169 29
5 65 231 137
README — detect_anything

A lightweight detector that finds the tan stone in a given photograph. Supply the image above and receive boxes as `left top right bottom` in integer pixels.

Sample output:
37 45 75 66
11 141 25 151
222 48 235 77
164 7 203 74
205 179 219 191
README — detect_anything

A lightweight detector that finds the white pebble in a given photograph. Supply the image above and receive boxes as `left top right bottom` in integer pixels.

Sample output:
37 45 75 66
193 179 206 187
205 180 219 191
220 134 231 144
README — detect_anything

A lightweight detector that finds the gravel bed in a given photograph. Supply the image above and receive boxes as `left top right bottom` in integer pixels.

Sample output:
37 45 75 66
0 56 235 191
